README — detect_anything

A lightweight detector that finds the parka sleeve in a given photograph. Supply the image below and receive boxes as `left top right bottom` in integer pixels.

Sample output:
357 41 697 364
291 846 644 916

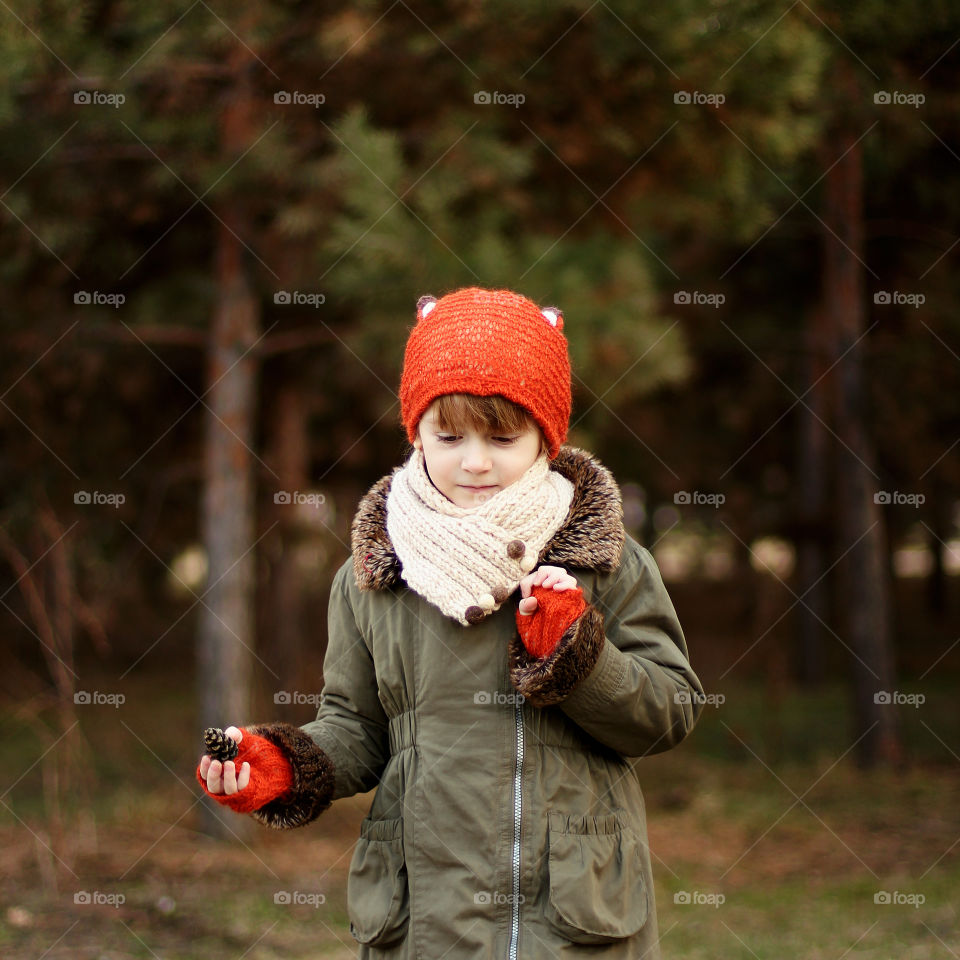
298 561 390 799
248 562 389 828
509 538 704 757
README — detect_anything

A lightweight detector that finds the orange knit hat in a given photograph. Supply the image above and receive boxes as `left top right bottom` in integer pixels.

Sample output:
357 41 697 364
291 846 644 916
399 287 572 458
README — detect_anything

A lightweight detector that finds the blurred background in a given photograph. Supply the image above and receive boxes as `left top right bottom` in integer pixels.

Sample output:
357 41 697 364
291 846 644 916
1 1 958 957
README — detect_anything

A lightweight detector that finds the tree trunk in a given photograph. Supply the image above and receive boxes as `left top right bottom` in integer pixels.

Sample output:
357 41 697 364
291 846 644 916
821 76 903 767
263 379 310 695
196 47 260 839
926 473 949 618
795 305 830 685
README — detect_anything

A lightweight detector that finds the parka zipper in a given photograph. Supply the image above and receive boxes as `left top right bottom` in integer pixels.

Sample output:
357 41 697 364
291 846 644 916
508 700 524 960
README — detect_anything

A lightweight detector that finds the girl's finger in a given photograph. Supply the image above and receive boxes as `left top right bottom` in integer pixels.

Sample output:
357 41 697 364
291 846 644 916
200 755 211 777
541 566 568 586
237 761 251 791
207 759 223 794
519 596 538 616
222 760 238 795
224 725 243 744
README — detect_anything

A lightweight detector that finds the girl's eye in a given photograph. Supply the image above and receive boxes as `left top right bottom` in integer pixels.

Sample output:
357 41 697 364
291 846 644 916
434 433 518 444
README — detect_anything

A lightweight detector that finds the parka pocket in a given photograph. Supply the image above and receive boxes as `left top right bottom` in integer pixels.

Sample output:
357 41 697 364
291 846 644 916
545 809 649 944
347 816 410 947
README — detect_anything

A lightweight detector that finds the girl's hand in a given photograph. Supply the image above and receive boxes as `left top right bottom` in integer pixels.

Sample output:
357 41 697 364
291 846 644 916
518 565 578 616
199 725 250 795
197 725 295 814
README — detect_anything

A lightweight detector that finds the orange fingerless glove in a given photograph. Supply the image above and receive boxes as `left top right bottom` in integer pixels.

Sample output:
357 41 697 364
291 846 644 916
196 727 294 814
516 586 586 659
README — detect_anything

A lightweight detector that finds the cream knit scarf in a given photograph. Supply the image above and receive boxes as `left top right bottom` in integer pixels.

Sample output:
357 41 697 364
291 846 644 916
386 450 575 625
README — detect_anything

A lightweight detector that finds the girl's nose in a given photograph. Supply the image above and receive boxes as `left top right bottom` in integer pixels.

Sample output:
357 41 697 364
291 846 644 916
461 441 492 472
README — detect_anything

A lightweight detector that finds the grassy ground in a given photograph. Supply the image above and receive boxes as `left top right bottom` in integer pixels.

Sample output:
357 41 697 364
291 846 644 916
1 666 958 959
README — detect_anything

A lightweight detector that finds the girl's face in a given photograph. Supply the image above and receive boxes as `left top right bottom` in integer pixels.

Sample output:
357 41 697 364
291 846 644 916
414 400 544 508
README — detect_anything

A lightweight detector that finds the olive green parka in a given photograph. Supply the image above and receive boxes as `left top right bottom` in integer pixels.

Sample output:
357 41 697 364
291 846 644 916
245 446 704 959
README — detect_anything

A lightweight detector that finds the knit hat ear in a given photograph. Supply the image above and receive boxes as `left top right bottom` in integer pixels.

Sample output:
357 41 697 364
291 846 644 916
417 295 437 319
399 287 572 458
540 306 563 330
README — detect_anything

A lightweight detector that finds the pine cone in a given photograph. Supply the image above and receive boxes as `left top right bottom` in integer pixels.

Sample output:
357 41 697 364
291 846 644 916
204 727 239 762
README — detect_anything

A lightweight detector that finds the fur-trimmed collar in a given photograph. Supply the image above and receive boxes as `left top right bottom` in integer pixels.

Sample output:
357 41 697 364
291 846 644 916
350 445 625 590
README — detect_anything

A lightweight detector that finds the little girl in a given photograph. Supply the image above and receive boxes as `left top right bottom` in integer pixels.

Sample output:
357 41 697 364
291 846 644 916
197 287 704 959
